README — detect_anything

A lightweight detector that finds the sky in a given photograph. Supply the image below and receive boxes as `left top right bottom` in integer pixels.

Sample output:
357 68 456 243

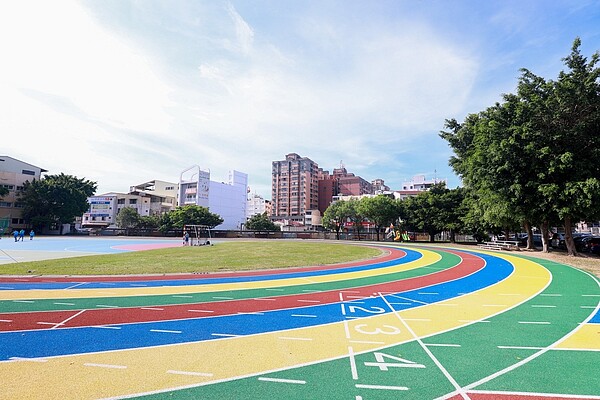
2 1 600 198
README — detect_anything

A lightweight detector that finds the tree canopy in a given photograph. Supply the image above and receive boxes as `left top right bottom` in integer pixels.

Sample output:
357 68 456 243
19 173 97 231
245 212 280 231
440 38 600 255
168 205 223 229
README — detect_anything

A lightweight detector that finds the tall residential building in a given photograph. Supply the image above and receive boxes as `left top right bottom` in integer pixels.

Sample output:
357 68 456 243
333 167 373 196
246 192 272 219
272 153 320 221
0 156 47 230
371 178 390 193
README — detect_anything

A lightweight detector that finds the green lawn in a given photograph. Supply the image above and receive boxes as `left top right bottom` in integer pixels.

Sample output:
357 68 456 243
1 241 382 276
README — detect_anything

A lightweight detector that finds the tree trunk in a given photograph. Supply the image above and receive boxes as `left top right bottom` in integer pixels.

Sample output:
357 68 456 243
564 216 578 256
541 221 550 253
449 229 456 243
524 221 535 250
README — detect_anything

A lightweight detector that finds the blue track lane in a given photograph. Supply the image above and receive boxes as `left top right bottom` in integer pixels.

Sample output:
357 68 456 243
0 252 511 361
0 248 421 290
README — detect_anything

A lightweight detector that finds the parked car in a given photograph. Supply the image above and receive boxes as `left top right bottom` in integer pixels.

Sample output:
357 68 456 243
581 236 600 254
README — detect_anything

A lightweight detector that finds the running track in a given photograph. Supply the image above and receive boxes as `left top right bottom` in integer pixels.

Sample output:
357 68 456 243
0 242 598 399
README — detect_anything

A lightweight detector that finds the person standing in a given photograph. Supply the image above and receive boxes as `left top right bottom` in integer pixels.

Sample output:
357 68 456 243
0 227 3 239
183 231 190 246
13 230 18 242
19 229 25 242
29 230 35 240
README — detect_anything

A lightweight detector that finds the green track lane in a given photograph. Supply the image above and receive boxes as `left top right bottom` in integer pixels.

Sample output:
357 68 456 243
0 249 460 313
134 256 599 399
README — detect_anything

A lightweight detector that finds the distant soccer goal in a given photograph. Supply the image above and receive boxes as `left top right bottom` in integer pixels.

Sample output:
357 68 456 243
184 224 213 246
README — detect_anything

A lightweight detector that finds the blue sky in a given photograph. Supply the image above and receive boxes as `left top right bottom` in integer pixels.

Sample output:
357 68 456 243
2 1 599 198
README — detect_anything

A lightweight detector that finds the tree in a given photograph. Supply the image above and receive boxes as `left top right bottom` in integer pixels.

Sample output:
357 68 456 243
168 205 223 229
358 195 399 241
245 212 280 231
116 207 141 232
19 174 97 231
440 39 600 255
402 183 459 242
323 200 353 240
0 186 8 199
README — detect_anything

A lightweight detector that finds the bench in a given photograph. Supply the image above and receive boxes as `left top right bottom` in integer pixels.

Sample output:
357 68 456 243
477 241 520 251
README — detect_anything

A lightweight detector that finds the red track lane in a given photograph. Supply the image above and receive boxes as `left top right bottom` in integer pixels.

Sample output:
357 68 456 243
0 249 484 332
0 247 404 283
449 394 597 400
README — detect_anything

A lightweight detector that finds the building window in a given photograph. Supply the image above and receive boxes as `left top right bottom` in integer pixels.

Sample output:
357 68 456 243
129 199 137 205
0 202 12 207
0 185 14 190
117 199 125 204
21 169 35 176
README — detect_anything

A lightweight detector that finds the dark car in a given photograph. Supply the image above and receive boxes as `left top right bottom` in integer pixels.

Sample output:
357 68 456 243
582 237 600 254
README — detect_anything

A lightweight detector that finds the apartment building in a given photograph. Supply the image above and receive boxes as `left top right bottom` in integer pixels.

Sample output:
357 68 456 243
271 153 320 222
0 156 47 230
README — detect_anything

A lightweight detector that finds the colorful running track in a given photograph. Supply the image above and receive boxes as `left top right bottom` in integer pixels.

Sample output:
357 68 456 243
0 242 598 399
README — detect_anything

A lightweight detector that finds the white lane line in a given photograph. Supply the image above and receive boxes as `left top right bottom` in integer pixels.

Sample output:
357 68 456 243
379 293 468 399
459 319 490 323
150 329 182 334
0 319 13 323
130 284 147 287
425 343 462 347
355 384 408 391
297 300 321 303
258 377 306 384
92 325 121 330
51 309 86 329
387 295 429 305
64 282 87 290
518 321 551 325
84 363 127 369
340 290 361 294
265 288 284 291
96 305 119 308
53 302 75 306
278 336 313 341
237 312 264 315
291 314 317 318
167 370 213 377
349 340 385 345
348 346 358 380
187 309 214 313
9 357 48 363
12 300 34 303
581 306 596 309
141 307 164 311
301 289 322 293
212 296 234 300
254 298 276 301
173 295 193 298
388 302 412 305
211 333 239 337
497 346 544 350
37 322 58 325
582 294 600 297
0 286 15 290
418 292 439 295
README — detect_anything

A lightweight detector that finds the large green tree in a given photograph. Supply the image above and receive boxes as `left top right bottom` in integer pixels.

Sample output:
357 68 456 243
0 186 8 199
245 212 280 231
358 195 399 241
169 205 223 229
116 207 141 232
323 200 354 240
19 174 97 231
441 38 600 255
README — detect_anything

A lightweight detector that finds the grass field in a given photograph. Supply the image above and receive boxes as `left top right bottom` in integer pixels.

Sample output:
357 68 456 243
0 241 382 275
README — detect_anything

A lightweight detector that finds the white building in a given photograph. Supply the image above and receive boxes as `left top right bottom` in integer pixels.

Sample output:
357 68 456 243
178 166 248 230
0 156 47 230
246 192 270 219
401 174 447 192
82 180 178 228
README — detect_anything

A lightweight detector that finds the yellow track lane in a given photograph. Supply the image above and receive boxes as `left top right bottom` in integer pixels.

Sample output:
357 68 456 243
0 252 550 399
0 249 441 300
554 323 600 350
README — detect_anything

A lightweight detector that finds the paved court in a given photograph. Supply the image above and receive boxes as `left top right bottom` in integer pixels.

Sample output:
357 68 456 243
0 236 181 264
0 241 598 399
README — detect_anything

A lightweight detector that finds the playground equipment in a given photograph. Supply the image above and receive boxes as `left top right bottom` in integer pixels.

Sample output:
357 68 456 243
184 225 213 246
